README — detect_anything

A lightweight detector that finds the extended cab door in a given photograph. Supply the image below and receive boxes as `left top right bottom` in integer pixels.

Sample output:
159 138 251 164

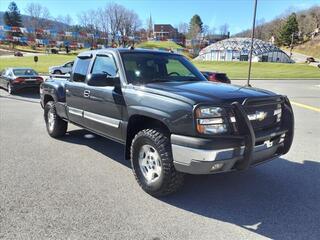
82 53 125 141
65 56 92 125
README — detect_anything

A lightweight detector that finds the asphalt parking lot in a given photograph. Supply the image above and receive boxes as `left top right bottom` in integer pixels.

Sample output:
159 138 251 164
0 80 319 240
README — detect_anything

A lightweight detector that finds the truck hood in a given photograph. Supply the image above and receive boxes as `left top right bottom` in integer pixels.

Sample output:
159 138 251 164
143 81 277 104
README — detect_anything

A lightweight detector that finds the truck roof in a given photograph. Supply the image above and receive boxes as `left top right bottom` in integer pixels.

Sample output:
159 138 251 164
77 48 179 58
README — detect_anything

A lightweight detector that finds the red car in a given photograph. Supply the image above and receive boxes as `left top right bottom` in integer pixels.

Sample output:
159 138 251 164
201 71 231 84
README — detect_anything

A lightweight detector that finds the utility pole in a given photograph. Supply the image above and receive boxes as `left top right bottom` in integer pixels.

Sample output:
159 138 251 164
247 0 258 87
289 33 294 61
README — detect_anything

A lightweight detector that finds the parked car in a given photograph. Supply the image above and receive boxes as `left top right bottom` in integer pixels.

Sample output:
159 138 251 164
14 51 23 57
306 57 316 63
201 71 231 83
40 48 294 196
51 48 59 54
0 68 43 94
49 61 74 75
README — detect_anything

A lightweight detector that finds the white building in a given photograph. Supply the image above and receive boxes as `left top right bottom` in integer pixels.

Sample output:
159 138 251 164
196 37 292 63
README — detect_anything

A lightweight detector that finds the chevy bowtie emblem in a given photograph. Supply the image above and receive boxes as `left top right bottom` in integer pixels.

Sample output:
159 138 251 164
248 111 268 121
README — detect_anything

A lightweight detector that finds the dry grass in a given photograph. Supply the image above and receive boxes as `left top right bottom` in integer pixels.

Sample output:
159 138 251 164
293 36 320 58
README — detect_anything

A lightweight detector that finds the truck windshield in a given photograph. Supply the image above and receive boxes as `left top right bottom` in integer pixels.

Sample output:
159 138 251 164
121 52 206 84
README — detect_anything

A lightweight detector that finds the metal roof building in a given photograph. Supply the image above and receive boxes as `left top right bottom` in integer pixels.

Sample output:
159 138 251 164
196 37 292 63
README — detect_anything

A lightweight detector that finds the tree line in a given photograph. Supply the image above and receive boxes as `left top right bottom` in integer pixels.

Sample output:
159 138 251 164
3 1 230 46
235 5 320 46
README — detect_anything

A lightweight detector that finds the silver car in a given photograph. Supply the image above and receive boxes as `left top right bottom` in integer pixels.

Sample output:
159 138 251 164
48 61 74 75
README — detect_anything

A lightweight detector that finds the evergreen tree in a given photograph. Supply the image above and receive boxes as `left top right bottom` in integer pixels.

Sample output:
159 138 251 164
3 2 22 27
279 13 299 46
188 14 203 38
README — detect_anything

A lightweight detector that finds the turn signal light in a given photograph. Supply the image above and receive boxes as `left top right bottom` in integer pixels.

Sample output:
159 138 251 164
13 77 25 83
36 77 44 82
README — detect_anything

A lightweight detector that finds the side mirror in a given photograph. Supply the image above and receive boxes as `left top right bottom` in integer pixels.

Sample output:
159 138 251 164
87 73 119 87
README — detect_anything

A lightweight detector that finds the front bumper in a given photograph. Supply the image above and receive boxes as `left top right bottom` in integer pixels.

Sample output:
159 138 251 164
172 133 285 174
171 97 294 174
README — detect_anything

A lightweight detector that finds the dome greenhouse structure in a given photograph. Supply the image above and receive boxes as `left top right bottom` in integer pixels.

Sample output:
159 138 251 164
196 37 292 63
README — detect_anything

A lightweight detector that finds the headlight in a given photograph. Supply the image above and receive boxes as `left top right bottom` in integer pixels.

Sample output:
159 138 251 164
195 106 228 134
196 106 224 118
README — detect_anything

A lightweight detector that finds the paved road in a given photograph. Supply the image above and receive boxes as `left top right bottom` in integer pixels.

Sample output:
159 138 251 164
0 48 46 58
0 80 319 240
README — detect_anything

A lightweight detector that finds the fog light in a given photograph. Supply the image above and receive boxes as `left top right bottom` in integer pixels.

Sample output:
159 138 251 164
279 133 286 143
211 163 224 171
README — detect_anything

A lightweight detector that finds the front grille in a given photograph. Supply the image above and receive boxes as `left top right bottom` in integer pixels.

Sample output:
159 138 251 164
243 97 283 131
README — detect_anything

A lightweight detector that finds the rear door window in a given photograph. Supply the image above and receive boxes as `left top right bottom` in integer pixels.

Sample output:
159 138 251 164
73 58 91 82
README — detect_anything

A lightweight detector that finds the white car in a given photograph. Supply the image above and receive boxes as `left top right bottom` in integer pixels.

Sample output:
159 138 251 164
49 61 74 75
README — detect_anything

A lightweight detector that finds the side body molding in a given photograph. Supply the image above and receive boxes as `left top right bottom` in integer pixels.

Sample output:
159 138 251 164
67 106 120 128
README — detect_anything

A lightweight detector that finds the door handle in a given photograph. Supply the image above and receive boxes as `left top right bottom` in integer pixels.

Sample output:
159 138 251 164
83 90 90 97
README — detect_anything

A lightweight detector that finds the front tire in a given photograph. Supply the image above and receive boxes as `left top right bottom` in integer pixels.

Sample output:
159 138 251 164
44 101 67 138
130 129 184 197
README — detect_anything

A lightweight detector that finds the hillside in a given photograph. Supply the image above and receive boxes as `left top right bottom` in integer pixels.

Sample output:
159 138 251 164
234 5 320 43
0 11 70 31
293 36 320 58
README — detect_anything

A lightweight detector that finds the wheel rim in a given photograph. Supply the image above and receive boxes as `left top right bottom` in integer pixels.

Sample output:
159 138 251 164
48 109 55 132
138 144 162 183
8 84 11 94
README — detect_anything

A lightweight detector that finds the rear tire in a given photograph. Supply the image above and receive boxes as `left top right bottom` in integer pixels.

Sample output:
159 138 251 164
44 101 67 138
130 128 184 197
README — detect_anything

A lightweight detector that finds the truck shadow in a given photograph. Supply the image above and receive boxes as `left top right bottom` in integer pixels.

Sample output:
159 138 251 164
59 129 320 239
0 88 40 103
62 129 130 168
161 158 320 239
14 88 40 99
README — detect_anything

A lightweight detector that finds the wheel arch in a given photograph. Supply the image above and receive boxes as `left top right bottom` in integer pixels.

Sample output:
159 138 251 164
43 94 55 106
125 114 171 160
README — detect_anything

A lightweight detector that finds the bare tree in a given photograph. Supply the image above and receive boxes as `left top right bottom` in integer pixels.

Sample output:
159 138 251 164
255 18 265 39
95 8 109 44
178 22 189 35
105 3 126 42
105 3 141 45
59 14 72 26
203 24 210 36
25 3 51 29
219 23 229 36
56 14 73 31
76 3 142 46
209 27 216 35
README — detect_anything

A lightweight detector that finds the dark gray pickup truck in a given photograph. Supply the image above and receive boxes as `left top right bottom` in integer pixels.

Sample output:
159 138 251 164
40 48 294 196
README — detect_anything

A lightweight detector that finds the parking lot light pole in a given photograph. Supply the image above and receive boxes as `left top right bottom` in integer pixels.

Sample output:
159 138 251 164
247 0 258 87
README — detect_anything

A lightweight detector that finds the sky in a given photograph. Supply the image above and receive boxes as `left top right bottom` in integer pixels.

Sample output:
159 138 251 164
0 0 319 34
